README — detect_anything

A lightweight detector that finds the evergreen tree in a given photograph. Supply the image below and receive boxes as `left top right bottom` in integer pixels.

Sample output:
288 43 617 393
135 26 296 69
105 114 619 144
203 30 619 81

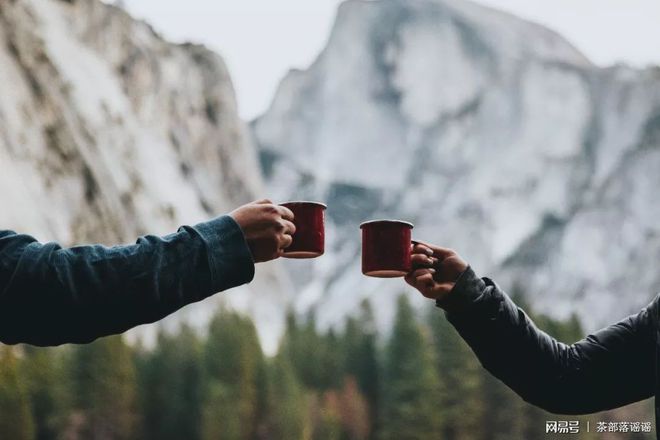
0 346 35 440
265 354 308 440
202 306 264 440
479 369 528 440
313 391 342 440
202 381 242 440
319 328 344 390
343 300 380 438
335 377 370 440
70 335 138 440
427 309 484 440
380 295 442 440
138 324 204 440
254 351 271 440
22 346 68 440
282 309 336 390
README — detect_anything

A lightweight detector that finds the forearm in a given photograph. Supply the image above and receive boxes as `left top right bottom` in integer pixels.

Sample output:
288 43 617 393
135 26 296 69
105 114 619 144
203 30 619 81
0 215 255 346
442 268 656 414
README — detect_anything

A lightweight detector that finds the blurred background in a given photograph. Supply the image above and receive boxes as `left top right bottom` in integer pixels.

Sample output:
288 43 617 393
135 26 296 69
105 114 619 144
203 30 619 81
1 0 659 438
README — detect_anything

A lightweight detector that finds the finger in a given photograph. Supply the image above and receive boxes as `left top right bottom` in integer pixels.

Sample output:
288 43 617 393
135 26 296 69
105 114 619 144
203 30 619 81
414 241 456 260
277 205 295 221
255 199 272 205
415 272 435 286
411 268 436 278
414 274 437 298
281 219 296 235
404 272 417 287
430 246 456 260
280 234 293 249
405 272 434 298
411 243 434 256
411 254 435 269
259 203 280 220
265 245 285 261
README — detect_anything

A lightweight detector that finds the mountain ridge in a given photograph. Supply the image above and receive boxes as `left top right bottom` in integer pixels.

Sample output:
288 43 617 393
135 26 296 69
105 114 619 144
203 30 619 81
253 0 660 332
0 0 291 352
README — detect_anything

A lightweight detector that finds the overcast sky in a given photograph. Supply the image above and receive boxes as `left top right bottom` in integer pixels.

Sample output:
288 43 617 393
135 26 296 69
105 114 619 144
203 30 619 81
120 0 660 120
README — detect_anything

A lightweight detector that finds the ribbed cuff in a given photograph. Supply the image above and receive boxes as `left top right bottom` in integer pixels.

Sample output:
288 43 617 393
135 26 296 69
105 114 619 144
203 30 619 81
190 215 255 292
436 266 487 314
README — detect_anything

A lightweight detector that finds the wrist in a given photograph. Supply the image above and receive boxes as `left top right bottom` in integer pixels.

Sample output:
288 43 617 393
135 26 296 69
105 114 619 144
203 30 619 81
435 266 487 313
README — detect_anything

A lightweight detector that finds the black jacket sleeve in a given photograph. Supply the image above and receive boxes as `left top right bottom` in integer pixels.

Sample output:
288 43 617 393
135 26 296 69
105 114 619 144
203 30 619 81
442 267 658 415
0 215 255 346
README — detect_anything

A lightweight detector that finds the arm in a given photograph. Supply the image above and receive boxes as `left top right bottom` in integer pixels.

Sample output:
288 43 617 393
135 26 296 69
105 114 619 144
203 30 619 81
445 267 657 414
0 200 296 346
0 216 253 346
406 243 657 415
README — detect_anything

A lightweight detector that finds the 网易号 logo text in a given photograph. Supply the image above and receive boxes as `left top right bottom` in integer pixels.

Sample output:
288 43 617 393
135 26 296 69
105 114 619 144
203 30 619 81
546 421 580 434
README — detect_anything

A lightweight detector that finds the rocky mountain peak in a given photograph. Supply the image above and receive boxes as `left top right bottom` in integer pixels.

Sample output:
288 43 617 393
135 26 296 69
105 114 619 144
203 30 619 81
253 0 660 332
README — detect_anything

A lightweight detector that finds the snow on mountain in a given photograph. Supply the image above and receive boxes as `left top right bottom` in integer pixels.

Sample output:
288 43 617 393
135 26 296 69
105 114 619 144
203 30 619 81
0 0 291 352
2 0 659 347
253 0 660 332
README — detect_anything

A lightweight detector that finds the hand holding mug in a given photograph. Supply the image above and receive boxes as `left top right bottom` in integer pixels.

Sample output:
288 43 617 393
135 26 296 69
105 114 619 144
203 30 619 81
229 199 296 263
405 242 468 305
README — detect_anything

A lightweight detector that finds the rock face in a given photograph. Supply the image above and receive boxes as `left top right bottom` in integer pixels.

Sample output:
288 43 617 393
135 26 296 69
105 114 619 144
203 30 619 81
253 0 660 331
0 0 290 351
3 0 659 345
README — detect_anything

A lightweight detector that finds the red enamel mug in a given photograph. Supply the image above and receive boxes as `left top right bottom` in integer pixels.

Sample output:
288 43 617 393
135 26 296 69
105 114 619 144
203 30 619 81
280 201 327 259
360 220 414 277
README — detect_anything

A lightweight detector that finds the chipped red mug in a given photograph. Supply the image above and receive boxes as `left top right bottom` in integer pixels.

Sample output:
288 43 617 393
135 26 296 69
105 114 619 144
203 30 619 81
280 201 327 259
360 220 414 277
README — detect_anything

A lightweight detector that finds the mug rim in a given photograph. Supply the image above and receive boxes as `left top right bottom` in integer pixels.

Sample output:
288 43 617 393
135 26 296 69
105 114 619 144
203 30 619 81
360 219 414 228
279 201 327 209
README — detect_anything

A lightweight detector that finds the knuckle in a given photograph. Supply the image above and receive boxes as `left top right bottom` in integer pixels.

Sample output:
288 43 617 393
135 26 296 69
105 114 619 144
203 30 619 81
263 204 279 215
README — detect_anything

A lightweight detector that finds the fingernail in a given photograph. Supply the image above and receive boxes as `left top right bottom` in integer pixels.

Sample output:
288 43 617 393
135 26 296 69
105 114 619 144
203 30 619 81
427 258 434 265
429 269 436 273
426 249 433 256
